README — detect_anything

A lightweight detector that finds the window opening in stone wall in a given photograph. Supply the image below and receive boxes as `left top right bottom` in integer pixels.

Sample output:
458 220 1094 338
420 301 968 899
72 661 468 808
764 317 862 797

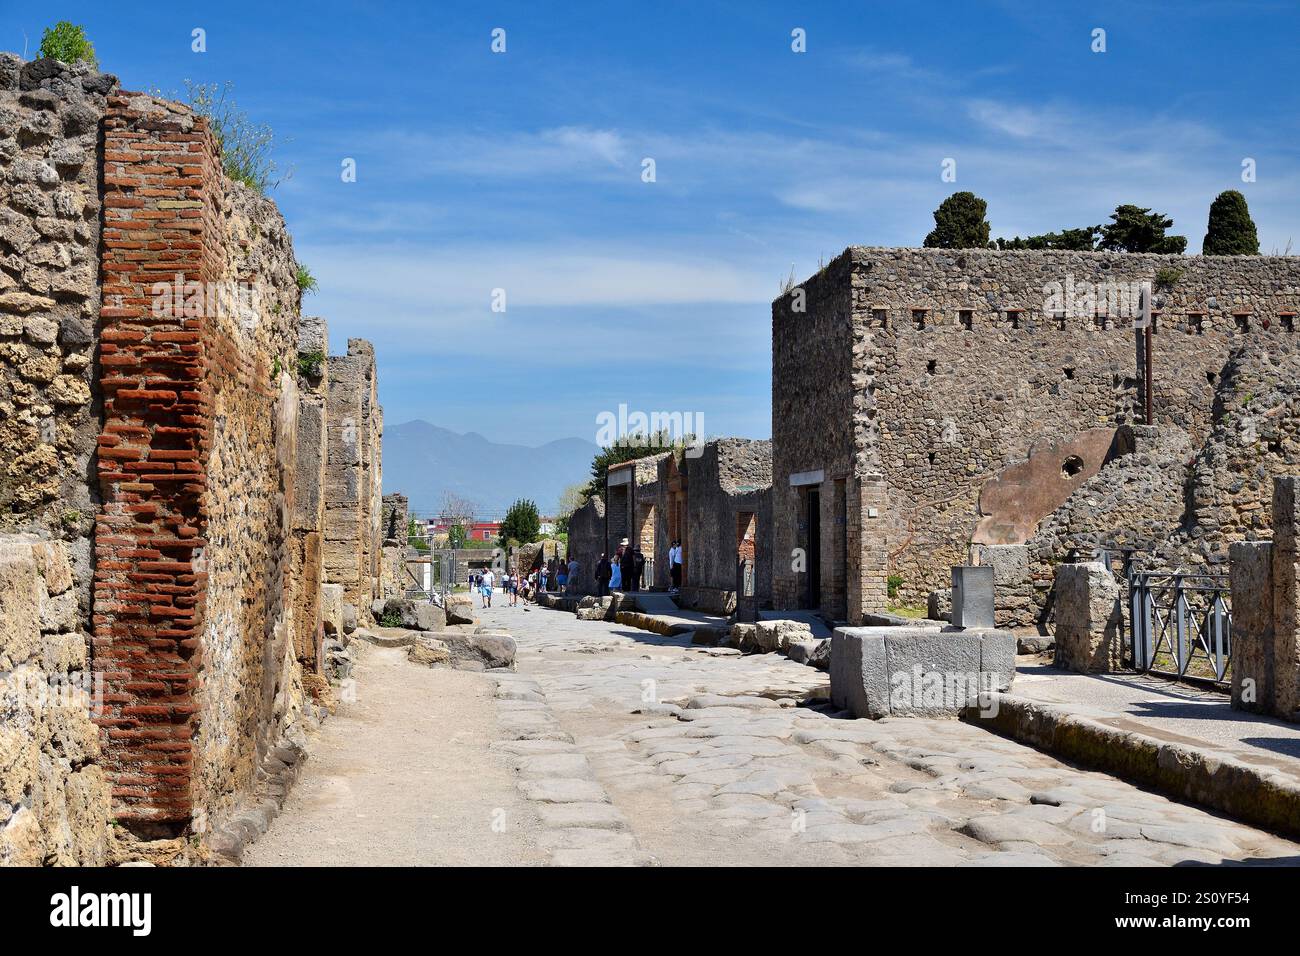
1234 313 1251 333
872 308 887 327
1061 455 1084 478
1005 309 1021 329
1187 312 1204 334
912 309 927 330
959 309 973 330
1282 312 1296 332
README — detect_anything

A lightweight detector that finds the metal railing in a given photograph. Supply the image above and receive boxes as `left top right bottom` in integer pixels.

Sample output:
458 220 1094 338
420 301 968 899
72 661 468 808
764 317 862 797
1129 571 1232 686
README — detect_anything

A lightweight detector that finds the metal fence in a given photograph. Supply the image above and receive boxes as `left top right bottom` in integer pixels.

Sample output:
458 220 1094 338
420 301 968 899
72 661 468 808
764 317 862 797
1129 571 1232 686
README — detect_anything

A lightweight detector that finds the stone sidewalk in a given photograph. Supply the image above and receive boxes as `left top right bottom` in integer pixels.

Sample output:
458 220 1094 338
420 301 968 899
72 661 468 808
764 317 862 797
1013 663 1300 782
486 603 1300 866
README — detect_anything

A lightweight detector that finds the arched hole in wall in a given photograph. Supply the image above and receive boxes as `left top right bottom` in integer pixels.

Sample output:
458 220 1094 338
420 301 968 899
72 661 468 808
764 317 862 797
926 359 937 375
959 309 973 330
1061 455 1084 479
1206 370 1217 385
1063 367 1075 381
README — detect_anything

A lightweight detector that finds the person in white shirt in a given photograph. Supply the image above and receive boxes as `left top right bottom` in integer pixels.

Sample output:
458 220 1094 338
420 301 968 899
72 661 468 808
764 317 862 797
669 540 683 594
481 568 495 608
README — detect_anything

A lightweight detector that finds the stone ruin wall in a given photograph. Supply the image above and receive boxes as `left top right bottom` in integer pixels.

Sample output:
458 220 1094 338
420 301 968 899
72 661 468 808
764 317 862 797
290 316 329 675
771 252 863 615
681 439 774 610
565 495 605 594
380 492 409 600
776 246 1300 622
323 339 383 618
0 55 119 862
0 54 391 861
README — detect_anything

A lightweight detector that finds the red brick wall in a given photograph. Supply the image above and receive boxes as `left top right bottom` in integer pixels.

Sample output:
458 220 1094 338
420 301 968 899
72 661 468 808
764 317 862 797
92 94 223 827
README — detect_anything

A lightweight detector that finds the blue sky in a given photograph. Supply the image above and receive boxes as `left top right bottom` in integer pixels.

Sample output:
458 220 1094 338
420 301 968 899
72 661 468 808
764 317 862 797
8 1 1299 444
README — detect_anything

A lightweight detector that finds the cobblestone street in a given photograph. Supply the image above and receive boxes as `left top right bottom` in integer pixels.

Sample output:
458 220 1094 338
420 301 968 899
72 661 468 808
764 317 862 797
252 604 1300 867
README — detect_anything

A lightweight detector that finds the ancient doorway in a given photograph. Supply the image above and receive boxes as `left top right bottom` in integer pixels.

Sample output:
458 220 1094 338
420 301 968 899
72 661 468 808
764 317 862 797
805 488 821 610
635 502 656 586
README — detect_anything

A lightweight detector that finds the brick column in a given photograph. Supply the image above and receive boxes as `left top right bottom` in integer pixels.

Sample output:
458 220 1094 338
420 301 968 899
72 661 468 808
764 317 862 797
92 96 223 827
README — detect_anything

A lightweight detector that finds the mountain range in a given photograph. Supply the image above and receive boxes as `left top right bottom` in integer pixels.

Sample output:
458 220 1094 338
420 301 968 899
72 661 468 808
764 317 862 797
383 420 600 518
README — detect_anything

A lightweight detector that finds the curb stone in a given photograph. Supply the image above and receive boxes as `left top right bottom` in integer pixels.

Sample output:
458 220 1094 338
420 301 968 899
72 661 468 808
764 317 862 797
968 693 1300 840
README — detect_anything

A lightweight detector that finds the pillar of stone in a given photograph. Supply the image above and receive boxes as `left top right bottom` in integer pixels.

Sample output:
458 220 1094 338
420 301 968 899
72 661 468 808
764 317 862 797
322 339 382 618
1230 540 1274 713
290 316 329 672
380 493 409 599
1269 478 1300 718
1052 561 1123 673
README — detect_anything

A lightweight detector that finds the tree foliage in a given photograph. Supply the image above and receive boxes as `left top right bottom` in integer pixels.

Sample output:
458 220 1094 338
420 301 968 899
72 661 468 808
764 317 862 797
993 226 1102 251
553 482 589 535
500 499 541 548
1097 204 1187 254
1202 190 1260 256
407 517 429 552
923 192 990 249
39 21 97 67
584 429 689 499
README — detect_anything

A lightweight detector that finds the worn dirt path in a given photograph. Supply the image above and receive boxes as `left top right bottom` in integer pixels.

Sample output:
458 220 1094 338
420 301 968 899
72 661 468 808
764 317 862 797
242 641 547 866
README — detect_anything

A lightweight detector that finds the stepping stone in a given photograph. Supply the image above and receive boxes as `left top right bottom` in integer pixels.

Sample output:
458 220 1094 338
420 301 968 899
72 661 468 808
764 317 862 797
515 753 594 779
520 778 609 804
536 803 628 830
961 814 1072 846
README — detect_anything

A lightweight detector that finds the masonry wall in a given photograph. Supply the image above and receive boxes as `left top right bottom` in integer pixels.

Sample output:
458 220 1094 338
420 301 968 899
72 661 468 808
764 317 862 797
0 53 391 860
289 316 328 673
323 340 382 617
0 55 113 629
680 439 773 611
565 495 605 594
771 253 858 615
774 246 1300 624
380 492 408 599
0 536 109 864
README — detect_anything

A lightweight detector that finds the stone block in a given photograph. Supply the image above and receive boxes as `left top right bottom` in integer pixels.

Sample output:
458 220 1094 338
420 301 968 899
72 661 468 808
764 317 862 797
1230 541 1274 713
445 595 475 625
951 565 995 629
1053 562 1123 673
832 625 1015 719
883 629 983 717
320 584 344 636
0 542 41 670
927 588 951 622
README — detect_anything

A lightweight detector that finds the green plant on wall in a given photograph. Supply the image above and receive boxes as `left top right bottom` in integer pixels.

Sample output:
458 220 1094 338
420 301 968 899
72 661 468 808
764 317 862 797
184 80 286 194
297 350 325 378
887 574 904 600
1154 267 1183 289
296 264 318 294
39 21 98 67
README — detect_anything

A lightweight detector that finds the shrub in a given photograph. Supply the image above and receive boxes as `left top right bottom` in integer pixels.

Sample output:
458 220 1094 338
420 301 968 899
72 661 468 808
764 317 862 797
39 21 98 67
296 264 318 294
887 574 904 599
184 81 285 193
296 349 325 378
1154 266 1183 289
